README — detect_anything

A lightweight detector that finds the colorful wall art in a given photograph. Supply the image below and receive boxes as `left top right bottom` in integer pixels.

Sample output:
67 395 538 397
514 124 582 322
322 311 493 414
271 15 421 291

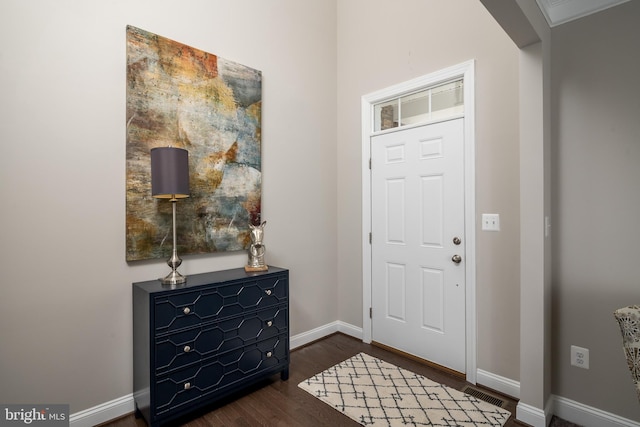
126 26 262 261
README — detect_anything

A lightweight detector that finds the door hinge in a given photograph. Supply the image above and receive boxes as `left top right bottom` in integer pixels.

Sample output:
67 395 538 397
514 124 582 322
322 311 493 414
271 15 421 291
369 158 372 170
369 232 372 244
369 307 373 319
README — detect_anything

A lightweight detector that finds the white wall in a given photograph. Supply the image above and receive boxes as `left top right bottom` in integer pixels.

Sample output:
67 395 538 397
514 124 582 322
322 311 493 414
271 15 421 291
336 0 521 381
0 0 337 413
551 1 640 420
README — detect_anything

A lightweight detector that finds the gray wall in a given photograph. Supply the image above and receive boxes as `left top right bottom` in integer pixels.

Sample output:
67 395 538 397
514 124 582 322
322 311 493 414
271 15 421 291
0 0 338 413
8 0 638 423
0 0 522 414
551 1 640 420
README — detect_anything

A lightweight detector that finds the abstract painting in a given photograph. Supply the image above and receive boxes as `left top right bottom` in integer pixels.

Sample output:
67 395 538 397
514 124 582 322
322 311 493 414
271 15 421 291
126 26 262 261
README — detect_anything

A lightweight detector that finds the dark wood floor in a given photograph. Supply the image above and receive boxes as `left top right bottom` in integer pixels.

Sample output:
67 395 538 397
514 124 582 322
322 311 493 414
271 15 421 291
104 333 524 427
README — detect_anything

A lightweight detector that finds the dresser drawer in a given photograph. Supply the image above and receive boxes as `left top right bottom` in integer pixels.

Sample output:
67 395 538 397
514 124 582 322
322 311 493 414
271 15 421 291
154 335 288 416
155 306 288 373
154 274 288 334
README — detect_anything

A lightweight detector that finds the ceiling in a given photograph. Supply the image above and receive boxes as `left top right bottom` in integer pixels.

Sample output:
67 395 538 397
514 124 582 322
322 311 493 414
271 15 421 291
535 0 630 26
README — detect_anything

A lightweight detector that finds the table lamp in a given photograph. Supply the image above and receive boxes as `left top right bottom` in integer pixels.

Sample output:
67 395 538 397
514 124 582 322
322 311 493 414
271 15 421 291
150 147 190 285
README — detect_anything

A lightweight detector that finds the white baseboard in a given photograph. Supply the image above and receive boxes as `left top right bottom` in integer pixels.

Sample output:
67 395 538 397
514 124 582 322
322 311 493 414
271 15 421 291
553 395 640 427
517 400 550 427
476 369 520 399
290 320 362 349
77 322 639 427
69 321 361 426
336 320 364 340
69 393 134 427
289 321 338 349
514 393 640 427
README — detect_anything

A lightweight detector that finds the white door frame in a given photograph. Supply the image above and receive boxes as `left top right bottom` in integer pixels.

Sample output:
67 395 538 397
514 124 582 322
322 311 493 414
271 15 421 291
361 60 477 383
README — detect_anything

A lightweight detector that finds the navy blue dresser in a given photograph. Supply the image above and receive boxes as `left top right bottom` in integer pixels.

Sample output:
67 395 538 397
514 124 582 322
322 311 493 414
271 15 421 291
133 267 289 427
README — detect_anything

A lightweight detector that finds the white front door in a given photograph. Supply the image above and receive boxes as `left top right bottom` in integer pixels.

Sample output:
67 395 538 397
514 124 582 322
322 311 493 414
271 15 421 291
371 118 466 373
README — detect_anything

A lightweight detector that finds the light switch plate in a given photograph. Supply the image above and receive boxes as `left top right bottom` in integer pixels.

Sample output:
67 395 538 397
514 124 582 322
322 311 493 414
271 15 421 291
482 214 500 231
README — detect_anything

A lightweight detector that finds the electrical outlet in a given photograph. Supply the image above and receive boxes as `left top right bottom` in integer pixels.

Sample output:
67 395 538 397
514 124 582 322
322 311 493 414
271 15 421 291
481 214 500 231
571 345 589 369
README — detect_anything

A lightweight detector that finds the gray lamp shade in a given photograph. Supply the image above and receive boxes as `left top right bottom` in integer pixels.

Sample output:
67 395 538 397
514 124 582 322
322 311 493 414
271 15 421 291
150 147 190 199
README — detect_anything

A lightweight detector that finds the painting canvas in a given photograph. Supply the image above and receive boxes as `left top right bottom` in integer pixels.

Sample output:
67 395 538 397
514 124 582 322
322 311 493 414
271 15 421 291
126 26 262 261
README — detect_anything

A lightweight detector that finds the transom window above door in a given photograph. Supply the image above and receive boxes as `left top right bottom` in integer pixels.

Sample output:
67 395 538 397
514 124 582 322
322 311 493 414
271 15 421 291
373 79 464 132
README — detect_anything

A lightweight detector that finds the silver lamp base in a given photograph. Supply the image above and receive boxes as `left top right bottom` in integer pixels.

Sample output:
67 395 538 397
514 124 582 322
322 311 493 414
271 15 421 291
161 269 187 286
158 200 187 287
160 245 186 286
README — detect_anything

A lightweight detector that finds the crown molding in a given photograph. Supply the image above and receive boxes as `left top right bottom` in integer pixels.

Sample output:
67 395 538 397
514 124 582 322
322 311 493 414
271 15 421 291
536 0 630 26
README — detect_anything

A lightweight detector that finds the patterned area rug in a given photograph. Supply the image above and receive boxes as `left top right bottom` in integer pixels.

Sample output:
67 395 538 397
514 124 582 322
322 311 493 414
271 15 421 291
299 353 511 426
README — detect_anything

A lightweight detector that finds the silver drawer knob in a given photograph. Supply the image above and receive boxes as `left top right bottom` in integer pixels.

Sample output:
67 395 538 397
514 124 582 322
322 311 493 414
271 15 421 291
266 320 273 327
184 382 191 390
266 351 273 358
183 345 191 353
183 307 191 315
265 289 272 296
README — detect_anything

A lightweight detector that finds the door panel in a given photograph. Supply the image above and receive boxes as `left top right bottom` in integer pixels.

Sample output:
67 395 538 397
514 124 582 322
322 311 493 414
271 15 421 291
421 267 444 332
371 118 465 373
386 263 406 321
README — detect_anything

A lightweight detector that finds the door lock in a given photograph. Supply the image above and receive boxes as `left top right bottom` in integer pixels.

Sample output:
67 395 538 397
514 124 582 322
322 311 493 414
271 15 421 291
453 237 461 245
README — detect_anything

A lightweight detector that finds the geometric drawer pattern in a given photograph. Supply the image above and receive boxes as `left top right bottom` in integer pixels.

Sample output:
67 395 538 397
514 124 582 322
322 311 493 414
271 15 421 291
133 267 289 427
154 275 287 333
155 306 287 373
155 335 288 415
